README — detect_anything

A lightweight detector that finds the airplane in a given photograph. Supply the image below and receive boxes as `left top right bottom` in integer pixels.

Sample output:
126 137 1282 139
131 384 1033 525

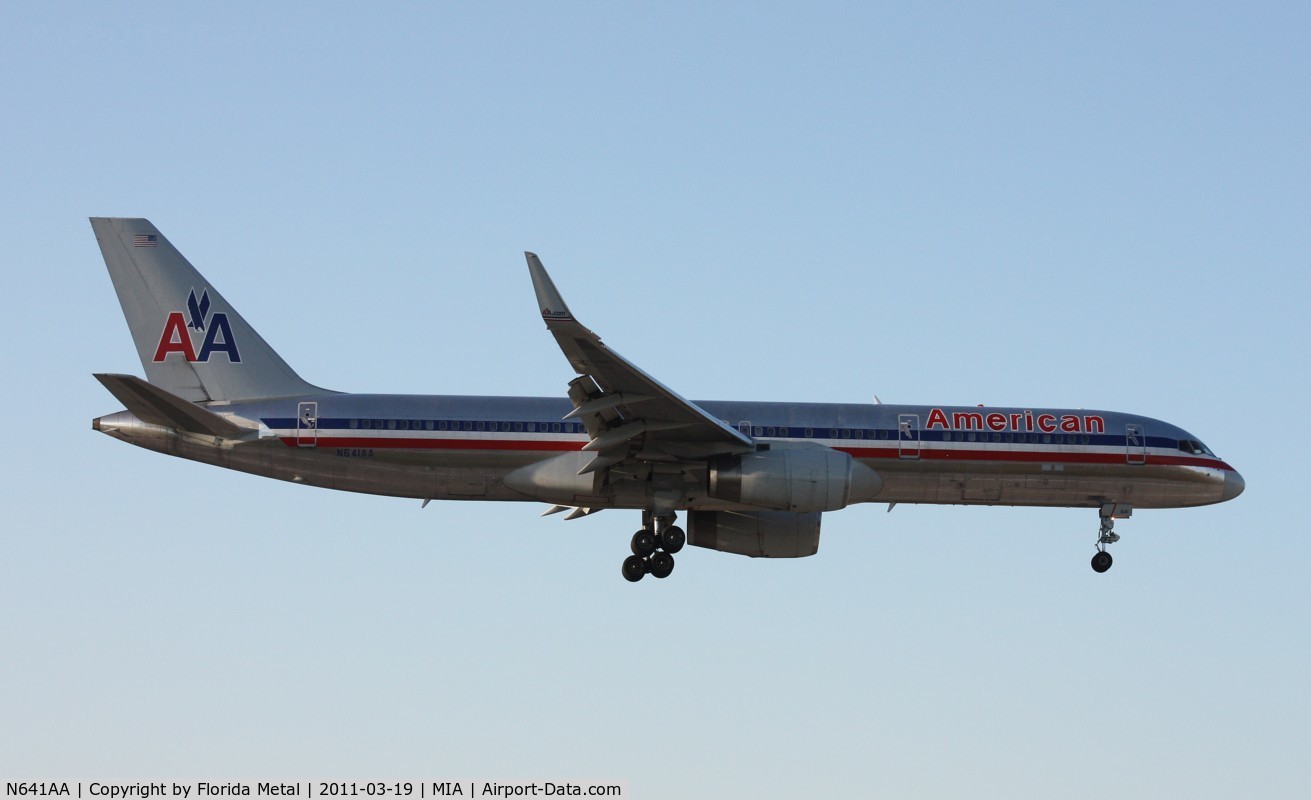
90 217 1245 581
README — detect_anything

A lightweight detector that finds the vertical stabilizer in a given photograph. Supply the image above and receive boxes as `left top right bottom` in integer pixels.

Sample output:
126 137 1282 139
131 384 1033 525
91 217 324 402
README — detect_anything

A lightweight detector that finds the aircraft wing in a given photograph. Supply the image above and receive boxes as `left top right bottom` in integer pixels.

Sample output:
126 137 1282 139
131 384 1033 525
525 253 754 477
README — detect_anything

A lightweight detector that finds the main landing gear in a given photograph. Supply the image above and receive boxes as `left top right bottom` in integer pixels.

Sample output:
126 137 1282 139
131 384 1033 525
1091 503 1130 573
621 512 685 583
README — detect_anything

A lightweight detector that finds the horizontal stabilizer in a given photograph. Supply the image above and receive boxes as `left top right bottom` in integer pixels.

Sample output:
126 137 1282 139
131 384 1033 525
94 373 247 438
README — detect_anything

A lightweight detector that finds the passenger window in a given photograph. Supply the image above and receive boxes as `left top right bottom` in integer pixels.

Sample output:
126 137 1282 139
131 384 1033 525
463 421 473 431
805 428 814 438
426 421 435 431
476 422 485 431
515 422 523 432
1004 433 1013 443
854 430 864 439
754 427 763 436
349 419 358 429
829 429 838 438
1043 434 1052 444
527 422 536 432
967 432 976 442
943 432 953 442
552 423 561 433
397 421 408 430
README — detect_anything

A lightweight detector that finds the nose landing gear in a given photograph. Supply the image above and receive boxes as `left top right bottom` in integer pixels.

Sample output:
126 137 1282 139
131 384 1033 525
1092 503 1131 573
621 512 685 582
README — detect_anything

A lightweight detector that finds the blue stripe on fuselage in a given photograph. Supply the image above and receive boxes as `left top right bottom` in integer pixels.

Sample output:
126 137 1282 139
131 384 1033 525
260 416 1182 451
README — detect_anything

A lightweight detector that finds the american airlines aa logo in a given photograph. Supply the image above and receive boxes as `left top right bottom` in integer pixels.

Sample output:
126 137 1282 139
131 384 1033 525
152 288 242 363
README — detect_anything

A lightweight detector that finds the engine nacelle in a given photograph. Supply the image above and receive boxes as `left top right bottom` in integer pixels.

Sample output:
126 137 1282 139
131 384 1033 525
687 510 821 558
708 446 853 513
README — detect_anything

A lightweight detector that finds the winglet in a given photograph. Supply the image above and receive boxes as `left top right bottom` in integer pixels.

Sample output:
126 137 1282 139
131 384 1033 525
525 252 575 323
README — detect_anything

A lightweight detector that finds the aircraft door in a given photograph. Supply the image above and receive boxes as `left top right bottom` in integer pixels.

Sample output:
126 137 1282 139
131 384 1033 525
297 401 318 447
1126 423 1146 464
898 413 921 459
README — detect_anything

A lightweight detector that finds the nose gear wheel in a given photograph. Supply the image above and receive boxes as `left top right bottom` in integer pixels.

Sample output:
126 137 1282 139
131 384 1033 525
1091 503 1129 573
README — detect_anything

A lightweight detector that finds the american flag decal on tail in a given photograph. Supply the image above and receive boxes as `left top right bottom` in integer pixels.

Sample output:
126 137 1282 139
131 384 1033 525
132 234 158 247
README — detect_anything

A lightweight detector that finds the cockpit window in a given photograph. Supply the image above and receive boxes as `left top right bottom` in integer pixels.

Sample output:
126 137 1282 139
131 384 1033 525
1178 439 1216 457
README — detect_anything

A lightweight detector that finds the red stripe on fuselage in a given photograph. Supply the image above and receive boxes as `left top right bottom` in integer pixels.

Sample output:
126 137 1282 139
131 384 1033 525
283 436 584 452
831 446 1234 471
277 436 1235 471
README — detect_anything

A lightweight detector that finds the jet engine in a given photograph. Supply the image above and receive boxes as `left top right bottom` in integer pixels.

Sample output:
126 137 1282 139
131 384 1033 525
687 509 822 558
708 445 870 513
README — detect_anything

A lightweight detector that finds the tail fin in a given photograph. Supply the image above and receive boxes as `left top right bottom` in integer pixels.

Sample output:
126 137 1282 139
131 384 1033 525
91 217 324 402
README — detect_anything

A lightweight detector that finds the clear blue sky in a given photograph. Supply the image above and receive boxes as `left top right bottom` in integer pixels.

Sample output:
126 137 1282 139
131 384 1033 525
2 2 1307 797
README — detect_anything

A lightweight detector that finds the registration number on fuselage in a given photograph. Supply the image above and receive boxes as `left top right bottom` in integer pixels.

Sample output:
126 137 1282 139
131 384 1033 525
335 448 375 458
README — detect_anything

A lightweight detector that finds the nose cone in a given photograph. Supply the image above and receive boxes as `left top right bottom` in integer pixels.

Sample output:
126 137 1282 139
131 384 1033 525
1222 470 1245 502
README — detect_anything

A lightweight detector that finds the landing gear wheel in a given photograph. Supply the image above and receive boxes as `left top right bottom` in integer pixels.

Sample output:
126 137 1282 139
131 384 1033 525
660 525 686 554
621 512 684 582
1091 551 1113 573
649 551 675 579
622 555 648 582
630 529 657 557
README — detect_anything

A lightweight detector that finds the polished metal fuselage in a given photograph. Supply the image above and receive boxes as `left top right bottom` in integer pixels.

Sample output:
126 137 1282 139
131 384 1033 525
94 394 1237 511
